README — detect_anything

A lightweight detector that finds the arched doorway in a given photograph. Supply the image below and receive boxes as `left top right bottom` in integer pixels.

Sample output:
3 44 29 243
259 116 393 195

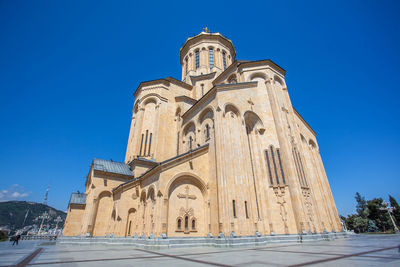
167 176 206 237
125 208 137 237
93 191 113 236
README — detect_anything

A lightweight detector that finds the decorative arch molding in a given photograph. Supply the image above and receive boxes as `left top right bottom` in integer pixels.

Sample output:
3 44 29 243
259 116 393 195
165 172 208 200
140 190 147 202
198 106 214 125
97 190 112 200
244 110 265 134
138 93 168 106
127 208 137 214
147 185 156 201
223 103 241 118
309 139 318 150
274 75 285 87
249 72 268 82
183 121 196 136
227 74 238 84
300 134 307 144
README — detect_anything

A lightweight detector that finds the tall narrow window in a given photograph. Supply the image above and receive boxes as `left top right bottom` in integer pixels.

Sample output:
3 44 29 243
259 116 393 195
177 218 181 229
195 50 199 69
298 153 308 186
265 150 273 184
232 200 236 218
245 201 249 219
192 219 196 230
277 149 286 184
177 133 180 155
205 124 210 140
293 148 303 186
185 216 189 230
189 136 193 150
139 134 144 156
144 130 149 156
201 84 204 96
128 221 132 235
148 133 152 156
270 146 280 184
222 51 227 70
185 58 188 75
209 48 214 68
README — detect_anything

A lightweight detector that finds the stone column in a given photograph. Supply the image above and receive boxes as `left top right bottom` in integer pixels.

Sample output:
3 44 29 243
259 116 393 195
265 79 306 233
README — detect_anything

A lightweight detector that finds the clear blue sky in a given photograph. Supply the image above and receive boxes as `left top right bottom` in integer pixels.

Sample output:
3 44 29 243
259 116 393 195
1 0 399 215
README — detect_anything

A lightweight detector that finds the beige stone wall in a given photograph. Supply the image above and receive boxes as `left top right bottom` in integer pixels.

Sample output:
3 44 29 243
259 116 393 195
63 204 85 236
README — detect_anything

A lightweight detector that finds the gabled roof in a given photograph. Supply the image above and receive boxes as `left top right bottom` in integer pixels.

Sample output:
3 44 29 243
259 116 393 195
92 158 134 177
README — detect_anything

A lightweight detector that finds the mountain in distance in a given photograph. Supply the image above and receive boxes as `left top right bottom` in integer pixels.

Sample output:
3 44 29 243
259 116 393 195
0 201 66 230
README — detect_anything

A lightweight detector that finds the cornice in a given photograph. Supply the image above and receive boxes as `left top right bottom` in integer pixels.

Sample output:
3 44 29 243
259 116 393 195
175 95 197 105
134 77 192 98
189 72 216 84
112 144 209 194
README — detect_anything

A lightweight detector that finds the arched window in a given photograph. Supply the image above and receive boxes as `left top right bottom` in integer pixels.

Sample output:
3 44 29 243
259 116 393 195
177 218 182 230
192 219 196 230
205 124 210 140
185 216 189 230
222 51 227 70
209 48 214 68
189 136 193 150
195 50 200 69
185 58 188 75
128 221 132 235
232 200 236 218
139 134 144 156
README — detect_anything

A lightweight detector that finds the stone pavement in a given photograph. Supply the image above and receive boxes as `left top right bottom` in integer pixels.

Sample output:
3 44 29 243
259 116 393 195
0 234 399 266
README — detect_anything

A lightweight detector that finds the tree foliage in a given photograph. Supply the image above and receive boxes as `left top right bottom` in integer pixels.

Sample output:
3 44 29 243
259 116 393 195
341 193 399 233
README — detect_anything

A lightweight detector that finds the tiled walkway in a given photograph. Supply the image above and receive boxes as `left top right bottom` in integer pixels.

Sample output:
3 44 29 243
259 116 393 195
1 234 399 266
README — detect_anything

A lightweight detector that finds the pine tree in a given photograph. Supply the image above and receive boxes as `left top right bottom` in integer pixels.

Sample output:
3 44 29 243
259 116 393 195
355 192 367 217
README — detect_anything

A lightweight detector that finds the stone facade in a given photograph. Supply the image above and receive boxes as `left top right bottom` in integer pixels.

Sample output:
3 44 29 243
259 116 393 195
63 31 342 238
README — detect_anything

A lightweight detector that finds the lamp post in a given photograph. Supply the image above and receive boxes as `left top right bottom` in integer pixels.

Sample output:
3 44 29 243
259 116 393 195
380 202 399 233
37 211 49 236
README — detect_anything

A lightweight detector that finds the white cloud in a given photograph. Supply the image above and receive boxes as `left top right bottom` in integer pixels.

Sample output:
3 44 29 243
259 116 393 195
0 185 31 201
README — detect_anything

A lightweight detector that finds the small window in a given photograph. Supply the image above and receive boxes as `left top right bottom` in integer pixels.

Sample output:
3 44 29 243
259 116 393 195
195 51 200 69
222 51 227 70
192 219 196 230
185 216 189 230
177 218 181 229
189 136 193 150
232 200 236 218
209 48 214 68
139 134 144 156
205 124 210 140
148 133 152 156
245 201 249 219
185 58 188 75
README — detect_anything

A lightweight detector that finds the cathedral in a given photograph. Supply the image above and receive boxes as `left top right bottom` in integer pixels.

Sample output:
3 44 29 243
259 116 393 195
63 30 342 238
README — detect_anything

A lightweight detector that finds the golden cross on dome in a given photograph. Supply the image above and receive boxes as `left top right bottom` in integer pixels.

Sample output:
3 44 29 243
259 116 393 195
203 27 210 33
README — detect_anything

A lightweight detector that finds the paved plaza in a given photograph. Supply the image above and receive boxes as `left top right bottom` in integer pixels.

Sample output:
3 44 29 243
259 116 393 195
0 234 399 266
